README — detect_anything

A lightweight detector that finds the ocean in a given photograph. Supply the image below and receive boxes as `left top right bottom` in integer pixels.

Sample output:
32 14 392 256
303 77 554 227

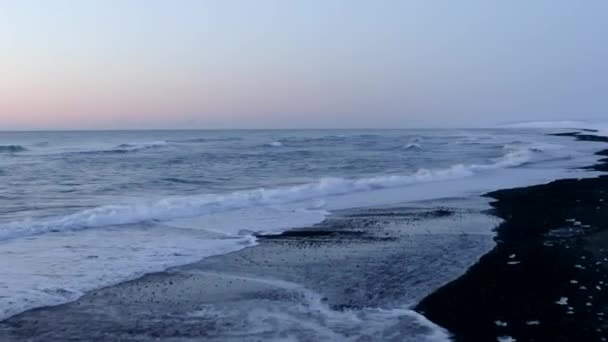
0 128 606 340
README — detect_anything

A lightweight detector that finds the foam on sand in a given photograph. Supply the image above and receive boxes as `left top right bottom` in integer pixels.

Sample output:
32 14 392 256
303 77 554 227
177 271 452 342
0 224 257 321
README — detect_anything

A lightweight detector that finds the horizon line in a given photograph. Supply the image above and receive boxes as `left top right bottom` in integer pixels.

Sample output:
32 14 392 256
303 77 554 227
0 126 534 133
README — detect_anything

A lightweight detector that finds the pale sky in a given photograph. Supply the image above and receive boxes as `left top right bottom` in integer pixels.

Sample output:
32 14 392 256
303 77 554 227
1 1 607 130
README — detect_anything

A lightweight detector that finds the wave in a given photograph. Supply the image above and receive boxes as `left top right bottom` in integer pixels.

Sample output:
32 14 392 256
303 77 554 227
70 141 168 155
0 145 27 153
404 143 422 150
0 146 539 241
160 177 215 185
115 141 168 150
503 142 561 153
181 273 451 341
168 137 243 143
282 135 348 144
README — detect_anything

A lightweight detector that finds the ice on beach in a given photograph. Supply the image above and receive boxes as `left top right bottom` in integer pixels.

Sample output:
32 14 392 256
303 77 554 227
580 286 588 290
497 336 516 342
507 261 520 265
555 297 568 305
570 280 578 284
526 320 540 326
494 320 508 327
574 264 586 269
508 254 516 259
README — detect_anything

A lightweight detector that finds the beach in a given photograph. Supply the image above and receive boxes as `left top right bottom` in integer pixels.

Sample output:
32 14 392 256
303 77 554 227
417 133 608 341
0 130 606 341
0 198 500 341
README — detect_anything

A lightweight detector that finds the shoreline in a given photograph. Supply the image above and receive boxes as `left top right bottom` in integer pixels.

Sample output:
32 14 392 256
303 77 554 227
0 131 606 340
0 199 498 341
416 133 608 341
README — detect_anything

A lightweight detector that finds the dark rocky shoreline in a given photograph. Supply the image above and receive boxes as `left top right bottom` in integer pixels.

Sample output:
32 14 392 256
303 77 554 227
417 133 608 341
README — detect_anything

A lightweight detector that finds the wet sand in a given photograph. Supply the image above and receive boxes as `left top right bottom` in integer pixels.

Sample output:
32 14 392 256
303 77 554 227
0 200 497 341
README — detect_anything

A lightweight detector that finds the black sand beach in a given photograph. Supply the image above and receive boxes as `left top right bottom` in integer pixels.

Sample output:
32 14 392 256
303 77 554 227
417 133 608 341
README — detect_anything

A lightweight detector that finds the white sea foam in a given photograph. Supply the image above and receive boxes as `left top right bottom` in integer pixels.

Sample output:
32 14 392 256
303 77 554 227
267 141 283 147
0 225 257 321
182 272 452 341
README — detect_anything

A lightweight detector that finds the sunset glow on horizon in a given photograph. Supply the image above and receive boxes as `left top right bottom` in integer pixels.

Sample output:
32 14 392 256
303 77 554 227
2 0 607 130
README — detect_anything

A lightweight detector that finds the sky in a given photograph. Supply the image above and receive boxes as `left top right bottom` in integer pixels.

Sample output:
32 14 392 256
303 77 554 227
1 1 607 130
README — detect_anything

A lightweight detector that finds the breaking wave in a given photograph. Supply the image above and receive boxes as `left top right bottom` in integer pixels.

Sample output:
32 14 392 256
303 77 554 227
0 146 541 241
168 137 243 143
114 141 168 151
69 141 168 155
404 143 422 150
